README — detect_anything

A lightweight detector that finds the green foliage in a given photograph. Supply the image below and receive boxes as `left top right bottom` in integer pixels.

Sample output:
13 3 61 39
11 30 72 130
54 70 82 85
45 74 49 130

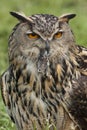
0 0 87 129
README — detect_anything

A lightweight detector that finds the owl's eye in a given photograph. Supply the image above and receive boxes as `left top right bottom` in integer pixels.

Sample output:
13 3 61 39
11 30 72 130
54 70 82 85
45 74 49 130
28 33 39 39
54 32 63 39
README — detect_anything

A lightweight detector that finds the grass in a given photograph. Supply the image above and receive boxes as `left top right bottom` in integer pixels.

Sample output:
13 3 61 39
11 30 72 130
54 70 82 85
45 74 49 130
0 0 87 129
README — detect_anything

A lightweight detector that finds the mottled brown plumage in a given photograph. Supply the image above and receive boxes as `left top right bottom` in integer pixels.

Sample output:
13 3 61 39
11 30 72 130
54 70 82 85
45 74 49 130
1 12 87 130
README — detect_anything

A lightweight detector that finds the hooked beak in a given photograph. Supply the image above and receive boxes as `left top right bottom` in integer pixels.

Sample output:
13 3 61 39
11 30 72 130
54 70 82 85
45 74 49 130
45 40 50 54
45 41 50 55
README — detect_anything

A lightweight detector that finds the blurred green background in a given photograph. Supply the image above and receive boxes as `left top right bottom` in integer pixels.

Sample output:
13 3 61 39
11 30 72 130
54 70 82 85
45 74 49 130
0 0 87 129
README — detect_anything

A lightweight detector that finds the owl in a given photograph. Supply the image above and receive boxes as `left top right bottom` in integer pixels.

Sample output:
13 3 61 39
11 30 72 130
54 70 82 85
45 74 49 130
1 11 87 130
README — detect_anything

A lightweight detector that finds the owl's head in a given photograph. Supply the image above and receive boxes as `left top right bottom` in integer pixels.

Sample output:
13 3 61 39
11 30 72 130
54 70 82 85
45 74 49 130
9 12 76 65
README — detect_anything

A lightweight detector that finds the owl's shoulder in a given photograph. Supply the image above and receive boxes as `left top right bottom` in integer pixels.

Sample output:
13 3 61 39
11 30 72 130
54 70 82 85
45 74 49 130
76 45 87 75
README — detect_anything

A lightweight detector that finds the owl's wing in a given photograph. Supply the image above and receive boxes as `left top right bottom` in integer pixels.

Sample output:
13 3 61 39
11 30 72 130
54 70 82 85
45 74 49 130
64 45 87 130
0 67 15 123
65 75 87 130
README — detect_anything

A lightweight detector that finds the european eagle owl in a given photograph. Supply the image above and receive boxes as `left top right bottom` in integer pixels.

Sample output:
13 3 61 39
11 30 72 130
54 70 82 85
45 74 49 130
1 12 87 130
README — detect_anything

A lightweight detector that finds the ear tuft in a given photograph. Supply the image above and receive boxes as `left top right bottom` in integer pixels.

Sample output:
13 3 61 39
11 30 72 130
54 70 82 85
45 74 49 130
59 13 76 22
10 11 33 23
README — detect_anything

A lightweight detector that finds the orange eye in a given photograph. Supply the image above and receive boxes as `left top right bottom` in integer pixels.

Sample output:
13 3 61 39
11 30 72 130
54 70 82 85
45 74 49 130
54 32 62 39
28 33 39 39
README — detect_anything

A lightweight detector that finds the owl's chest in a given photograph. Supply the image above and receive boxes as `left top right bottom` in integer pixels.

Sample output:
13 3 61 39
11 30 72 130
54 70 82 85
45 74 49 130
8 60 78 130
13 75 64 130
18 61 65 108
13 58 73 110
